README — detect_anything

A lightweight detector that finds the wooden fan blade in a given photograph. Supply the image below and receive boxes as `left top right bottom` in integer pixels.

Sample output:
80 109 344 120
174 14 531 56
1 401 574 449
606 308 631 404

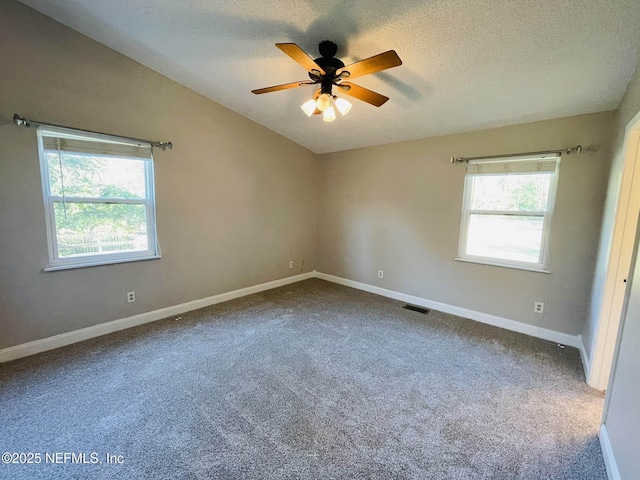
276 43 326 75
252 81 314 94
339 82 389 107
338 50 402 80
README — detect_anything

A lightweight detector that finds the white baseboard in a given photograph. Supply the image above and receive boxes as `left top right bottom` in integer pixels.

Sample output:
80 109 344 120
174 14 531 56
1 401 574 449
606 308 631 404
0 271 315 363
599 424 621 480
0 269 582 364
315 272 579 348
577 334 592 382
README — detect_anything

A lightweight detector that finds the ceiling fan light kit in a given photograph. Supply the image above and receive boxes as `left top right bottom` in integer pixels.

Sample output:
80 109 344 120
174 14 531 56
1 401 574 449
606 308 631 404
301 95 351 122
252 40 402 122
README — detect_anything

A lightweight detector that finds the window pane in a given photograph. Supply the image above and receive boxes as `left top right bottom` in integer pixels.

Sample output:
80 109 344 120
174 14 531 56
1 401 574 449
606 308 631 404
54 202 148 258
465 214 543 264
470 174 551 211
46 152 146 199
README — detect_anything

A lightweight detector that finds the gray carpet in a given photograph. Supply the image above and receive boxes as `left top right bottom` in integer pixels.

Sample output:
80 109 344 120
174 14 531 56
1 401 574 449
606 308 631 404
0 279 606 479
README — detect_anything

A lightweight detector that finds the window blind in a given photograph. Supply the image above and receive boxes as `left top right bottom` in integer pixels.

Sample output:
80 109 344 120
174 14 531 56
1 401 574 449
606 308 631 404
41 130 152 159
466 154 560 175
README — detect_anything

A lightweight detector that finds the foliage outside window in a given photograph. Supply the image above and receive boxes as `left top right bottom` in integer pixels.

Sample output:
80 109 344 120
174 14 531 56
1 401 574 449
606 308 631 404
38 127 159 270
457 155 560 272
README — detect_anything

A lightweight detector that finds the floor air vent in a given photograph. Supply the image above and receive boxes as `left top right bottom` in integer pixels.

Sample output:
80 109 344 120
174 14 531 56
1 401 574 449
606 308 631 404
402 304 431 314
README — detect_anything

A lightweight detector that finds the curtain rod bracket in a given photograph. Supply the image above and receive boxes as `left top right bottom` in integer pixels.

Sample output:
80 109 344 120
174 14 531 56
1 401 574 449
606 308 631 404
152 142 173 151
12 113 172 151
13 113 30 127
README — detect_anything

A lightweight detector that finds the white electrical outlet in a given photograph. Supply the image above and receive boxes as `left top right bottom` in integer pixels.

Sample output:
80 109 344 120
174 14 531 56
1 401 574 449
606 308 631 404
534 301 544 313
289 261 294 269
378 270 384 278
127 291 136 303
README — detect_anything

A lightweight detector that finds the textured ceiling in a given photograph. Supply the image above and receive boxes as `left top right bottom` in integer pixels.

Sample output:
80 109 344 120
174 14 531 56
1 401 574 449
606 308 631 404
17 0 640 154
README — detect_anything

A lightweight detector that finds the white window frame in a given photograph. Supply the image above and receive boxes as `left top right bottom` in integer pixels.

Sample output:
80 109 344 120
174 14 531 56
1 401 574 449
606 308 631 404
37 127 161 271
456 154 560 273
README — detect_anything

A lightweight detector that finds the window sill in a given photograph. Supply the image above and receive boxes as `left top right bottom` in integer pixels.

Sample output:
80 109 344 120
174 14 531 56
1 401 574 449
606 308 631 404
454 257 551 274
43 254 162 272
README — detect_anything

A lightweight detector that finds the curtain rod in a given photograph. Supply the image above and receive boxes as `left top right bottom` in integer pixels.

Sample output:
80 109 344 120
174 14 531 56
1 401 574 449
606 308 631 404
450 145 582 164
13 114 173 151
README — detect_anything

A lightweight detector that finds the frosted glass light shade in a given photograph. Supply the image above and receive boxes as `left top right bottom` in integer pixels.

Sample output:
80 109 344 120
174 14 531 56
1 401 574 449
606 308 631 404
300 99 316 117
334 97 352 116
323 106 336 122
316 93 332 112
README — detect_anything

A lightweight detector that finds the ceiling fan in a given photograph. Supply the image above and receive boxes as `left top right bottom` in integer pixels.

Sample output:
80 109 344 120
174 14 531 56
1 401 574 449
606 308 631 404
252 41 402 122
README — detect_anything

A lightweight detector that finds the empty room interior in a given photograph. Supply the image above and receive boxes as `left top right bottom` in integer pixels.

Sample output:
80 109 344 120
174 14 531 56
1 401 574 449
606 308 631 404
1 0 640 478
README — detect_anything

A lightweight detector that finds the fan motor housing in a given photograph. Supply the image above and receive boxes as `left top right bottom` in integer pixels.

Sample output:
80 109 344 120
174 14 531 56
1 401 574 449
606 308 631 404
310 56 345 92
313 56 345 74
312 40 345 76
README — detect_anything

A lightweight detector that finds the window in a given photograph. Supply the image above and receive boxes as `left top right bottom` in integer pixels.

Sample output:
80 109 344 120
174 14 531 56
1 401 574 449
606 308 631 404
38 127 160 271
457 154 560 272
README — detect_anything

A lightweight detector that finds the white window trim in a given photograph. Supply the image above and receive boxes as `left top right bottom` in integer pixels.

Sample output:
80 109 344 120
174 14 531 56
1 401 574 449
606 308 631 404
456 156 560 273
37 127 161 271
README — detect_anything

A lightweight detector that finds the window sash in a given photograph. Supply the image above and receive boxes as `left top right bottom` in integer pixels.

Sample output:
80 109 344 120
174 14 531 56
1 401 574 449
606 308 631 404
49 196 148 204
458 159 559 271
38 128 159 269
43 149 150 200
460 212 550 267
46 199 157 261
466 209 546 216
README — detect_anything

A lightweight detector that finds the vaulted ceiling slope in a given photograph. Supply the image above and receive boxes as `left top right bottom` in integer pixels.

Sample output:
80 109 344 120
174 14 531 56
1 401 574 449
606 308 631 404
18 0 640 154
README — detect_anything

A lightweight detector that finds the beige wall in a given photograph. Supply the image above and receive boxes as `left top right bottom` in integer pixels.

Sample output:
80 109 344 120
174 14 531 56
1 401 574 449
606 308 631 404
0 1 317 349
317 112 614 335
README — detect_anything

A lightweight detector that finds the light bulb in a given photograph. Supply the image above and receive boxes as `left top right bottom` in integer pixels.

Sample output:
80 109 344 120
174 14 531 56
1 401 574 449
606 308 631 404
316 93 332 112
300 99 316 117
323 106 336 122
334 97 352 116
